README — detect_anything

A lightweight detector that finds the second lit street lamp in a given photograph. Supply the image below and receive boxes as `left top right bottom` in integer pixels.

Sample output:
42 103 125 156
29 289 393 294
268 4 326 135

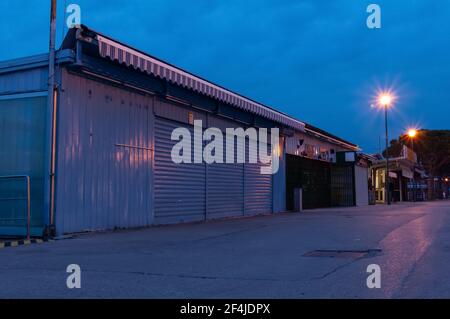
378 93 393 205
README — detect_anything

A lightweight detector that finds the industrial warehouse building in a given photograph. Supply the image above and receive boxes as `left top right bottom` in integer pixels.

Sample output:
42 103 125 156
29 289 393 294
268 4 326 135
0 25 368 237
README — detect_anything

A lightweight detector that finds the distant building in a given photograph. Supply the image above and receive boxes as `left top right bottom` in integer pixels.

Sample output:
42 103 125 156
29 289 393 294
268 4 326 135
370 145 427 203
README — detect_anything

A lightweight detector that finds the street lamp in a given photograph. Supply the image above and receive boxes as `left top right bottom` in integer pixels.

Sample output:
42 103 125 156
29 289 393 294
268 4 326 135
407 128 418 201
378 93 393 205
408 129 417 138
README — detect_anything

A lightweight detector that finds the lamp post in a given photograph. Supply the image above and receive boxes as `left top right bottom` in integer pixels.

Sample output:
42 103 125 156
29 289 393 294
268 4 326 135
407 129 417 202
379 94 392 205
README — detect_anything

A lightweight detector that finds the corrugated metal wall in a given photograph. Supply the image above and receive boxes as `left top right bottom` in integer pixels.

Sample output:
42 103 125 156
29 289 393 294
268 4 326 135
56 70 152 234
56 70 276 233
0 68 48 95
0 96 47 236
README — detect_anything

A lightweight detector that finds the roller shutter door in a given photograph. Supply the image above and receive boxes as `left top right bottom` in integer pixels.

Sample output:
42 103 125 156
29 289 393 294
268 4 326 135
154 115 273 223
244 140 273 215
206 130 244 219
154 118 206 224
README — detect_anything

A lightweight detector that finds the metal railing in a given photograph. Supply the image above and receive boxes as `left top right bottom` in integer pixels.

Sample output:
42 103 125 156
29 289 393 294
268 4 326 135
0 175 31 239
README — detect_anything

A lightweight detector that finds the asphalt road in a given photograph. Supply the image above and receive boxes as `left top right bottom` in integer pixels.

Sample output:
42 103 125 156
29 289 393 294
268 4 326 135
1 201 449 298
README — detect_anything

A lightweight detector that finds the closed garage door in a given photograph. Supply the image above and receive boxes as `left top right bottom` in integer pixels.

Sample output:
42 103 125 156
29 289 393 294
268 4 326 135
244 140 273 216
206 160 244 219
206 117 245 219
154 117 206 224
154 115 273 223
206 133 244 219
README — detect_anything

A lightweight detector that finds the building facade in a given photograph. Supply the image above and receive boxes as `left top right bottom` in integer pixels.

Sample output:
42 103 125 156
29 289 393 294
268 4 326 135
371 145 427 204
0 26 366 237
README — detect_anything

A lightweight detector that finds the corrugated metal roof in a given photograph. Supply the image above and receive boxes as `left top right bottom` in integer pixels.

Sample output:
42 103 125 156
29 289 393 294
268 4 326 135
75 25 306 132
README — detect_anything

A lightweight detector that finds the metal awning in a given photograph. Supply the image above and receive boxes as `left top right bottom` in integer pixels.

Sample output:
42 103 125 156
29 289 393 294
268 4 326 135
94 33 305 132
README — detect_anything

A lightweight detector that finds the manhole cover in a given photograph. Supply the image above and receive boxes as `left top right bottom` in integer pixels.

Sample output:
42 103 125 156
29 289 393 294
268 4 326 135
303 249 381 258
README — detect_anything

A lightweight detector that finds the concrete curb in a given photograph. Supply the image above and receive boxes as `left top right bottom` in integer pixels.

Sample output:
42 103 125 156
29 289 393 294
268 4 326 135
0 239 52 249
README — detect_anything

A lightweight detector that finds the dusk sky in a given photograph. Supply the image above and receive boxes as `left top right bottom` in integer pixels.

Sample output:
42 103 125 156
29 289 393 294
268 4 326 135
1 0 449 153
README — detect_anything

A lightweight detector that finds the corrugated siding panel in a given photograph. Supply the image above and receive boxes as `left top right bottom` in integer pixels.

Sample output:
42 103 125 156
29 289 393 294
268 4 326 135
154 118 206 223
0 68 48 95
154 99 207 125
0 96 47 236
56 71 152 234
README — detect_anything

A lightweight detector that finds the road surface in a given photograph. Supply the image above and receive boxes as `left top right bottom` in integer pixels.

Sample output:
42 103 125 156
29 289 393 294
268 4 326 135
0 201 449 298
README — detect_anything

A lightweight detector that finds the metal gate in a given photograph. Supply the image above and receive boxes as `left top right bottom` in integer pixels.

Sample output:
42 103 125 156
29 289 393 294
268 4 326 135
286 155 331 209
330 165 355 207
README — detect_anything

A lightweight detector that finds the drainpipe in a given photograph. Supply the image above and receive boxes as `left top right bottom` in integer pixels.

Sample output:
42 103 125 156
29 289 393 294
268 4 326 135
45 0 57 237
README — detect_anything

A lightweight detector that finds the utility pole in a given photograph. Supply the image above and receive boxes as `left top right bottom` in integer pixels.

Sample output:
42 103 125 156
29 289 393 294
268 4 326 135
46 0 57 236
49 0 57 88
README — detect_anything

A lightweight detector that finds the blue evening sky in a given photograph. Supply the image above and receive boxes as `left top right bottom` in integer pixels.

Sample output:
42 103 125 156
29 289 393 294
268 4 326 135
1 1 449 153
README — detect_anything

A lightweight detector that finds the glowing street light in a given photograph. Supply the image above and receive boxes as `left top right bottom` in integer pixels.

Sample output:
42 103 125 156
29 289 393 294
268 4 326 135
379 94 393 107
408 129 417 138
376 92 395 205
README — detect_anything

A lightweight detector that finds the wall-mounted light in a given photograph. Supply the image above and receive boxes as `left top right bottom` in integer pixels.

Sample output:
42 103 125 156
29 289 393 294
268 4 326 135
273 144 281 158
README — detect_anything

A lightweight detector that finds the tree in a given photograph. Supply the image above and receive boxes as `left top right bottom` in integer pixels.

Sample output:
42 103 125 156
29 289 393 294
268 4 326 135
384 129 450 199
384 130 450 176
402 130 450 178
